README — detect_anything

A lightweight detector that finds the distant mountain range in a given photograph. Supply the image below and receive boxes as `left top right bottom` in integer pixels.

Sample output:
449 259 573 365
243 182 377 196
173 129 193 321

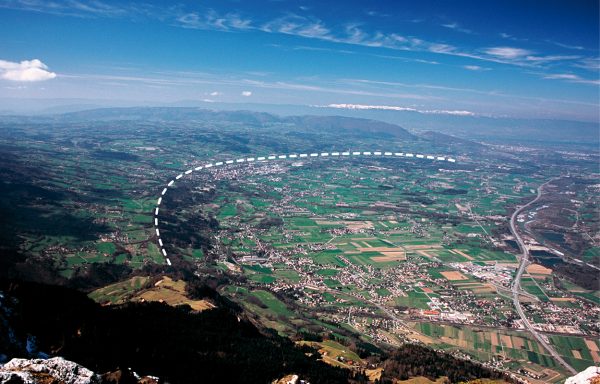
1 106 418 140
1 102 597 146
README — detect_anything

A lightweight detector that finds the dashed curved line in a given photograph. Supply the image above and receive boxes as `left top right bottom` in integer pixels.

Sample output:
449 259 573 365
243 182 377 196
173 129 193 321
153 151 457 266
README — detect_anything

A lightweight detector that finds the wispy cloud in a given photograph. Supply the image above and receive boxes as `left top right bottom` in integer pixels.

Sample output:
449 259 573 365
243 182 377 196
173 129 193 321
290 45 440 65
260 16 474 63
365 10 390 18
501 32 587 52
463 65 489 71
7 0 570 72
261 14 332 39
574 57 600 71
544 73 579 80
441 22 472 34
241 90 252 96
341 78 598 108
546 40 585 51
66 70 439 101
544 73 600 86
276 28 581 71
177 10 253 31
484 47 532 59
241 78 438 100
4 84 27 90
482 47 581 66
0 59 57 81
258 14 463 61
498 32 529 42
523 54 581 64
2 0 596 83
320 103 475 116
0 0 128 18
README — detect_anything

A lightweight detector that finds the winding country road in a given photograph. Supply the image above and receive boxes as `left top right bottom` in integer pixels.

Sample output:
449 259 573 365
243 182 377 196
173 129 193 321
509 179 577 375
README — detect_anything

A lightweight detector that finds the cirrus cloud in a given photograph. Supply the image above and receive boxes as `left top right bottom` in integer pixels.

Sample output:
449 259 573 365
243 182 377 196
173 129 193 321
0 59 57 82
484 47 532 59
543 73 599 85
463 65 489 71
241 90 252 96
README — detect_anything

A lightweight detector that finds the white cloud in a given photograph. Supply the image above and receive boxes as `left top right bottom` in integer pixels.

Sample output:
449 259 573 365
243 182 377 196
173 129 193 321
424 109 475 116
574 57 600 71
546 40 584 51
543 73 600 85
325 103 416 112
259 14 468 58
0 0 127 18
476 47 581 67
322 103 475 116
544 73 579 80
463 65 488 71
2 2 589 73
0 59 57 82
484 47 532 59
524 54 580 63
4 1 595 76
428 43 456 54
177 10 253 31
261 14 332 40
441 22 472 34
498 32 529 42
209 91 221 96
4 85 27 90
241 91 252 96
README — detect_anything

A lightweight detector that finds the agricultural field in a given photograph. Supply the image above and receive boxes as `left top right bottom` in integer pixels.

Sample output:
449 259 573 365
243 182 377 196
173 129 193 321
90 276 214 311
1 110 598 381
157 150 598 380
299 339 364 368
413 322 573 382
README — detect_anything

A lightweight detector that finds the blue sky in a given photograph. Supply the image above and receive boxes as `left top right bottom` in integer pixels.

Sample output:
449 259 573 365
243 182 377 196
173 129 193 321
0 0 598 121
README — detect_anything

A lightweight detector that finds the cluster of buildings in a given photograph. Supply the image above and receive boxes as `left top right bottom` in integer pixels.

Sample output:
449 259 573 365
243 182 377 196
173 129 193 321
201 161 599 352
449 262 514 287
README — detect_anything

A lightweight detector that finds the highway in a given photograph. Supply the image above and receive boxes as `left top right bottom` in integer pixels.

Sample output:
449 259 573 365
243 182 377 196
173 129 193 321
509 179 577 375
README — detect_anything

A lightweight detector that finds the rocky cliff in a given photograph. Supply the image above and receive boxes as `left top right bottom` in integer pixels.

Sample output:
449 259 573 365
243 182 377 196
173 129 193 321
0 357 100 384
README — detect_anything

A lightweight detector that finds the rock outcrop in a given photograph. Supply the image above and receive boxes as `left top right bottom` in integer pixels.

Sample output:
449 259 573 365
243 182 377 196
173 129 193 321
565 366 600 384
0 357 100 384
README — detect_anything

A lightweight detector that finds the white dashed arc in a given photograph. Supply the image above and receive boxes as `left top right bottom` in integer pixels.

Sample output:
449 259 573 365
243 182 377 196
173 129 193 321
153 150 456 265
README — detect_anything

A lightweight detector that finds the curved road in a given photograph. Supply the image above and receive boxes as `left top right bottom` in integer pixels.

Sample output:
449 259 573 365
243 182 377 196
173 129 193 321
509 179 577 375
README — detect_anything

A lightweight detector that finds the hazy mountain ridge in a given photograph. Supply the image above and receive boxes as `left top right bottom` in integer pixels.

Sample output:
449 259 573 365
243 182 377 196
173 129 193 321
419 131 487 150
1 102 596 145
0 107 418 139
